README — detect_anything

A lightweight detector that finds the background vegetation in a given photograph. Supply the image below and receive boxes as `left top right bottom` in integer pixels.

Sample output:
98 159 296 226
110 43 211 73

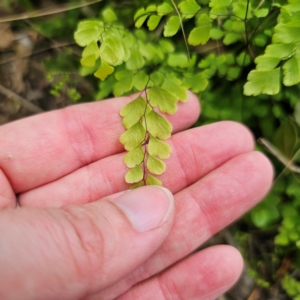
0 0 300 298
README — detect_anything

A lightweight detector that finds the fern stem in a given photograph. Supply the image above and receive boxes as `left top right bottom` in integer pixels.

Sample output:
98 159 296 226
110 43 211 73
170 0 190 60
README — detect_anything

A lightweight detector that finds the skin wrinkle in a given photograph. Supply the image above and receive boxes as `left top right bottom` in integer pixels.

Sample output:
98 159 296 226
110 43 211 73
85 155 124 203
61 107 97 167
60 206 110 298
158 275 183 300
84 164 99 204
62 200 147 293
13 209 86 299
168 140 190 188
48 212 88 298
184 187 213 240
98 155 125 196
62 205 105 261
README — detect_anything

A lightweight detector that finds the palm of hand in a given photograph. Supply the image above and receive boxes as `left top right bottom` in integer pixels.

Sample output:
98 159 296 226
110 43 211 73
0 93 272 299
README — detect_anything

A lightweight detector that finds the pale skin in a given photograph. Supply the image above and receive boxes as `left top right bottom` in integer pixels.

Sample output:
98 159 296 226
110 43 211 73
0 92 273 299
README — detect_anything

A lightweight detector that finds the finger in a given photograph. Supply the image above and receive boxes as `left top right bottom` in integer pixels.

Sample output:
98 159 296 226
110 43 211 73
0 169 16 209
90 151 273 299
116 246 243 300
0 186 174 299
19 121 254 207
0 92 200 193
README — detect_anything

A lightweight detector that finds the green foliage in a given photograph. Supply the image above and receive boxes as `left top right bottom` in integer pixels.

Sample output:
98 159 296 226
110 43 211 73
282 275 300 299
250 193 280 229
244 3 300 95
275 176 300 248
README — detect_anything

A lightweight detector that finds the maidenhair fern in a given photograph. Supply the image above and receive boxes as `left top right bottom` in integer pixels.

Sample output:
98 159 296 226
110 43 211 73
74 1 300 188
244 2 300 96
74 6 188 187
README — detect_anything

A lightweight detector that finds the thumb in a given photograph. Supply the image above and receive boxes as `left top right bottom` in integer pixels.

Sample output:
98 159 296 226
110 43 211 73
0 186 174 300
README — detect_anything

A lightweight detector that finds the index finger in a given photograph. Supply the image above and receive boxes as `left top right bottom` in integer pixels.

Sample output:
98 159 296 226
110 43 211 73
0 93 200 193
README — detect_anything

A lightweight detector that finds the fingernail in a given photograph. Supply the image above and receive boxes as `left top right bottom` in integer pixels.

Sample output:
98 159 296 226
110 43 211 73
111 186 174 232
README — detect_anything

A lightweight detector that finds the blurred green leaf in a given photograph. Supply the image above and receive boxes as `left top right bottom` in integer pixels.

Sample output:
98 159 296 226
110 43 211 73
244 69 280 96
125 165 143 183
164 16 181 37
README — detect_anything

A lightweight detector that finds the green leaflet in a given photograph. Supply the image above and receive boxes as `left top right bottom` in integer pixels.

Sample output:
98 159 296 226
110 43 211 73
146 175 162 186
164 16 181 37
130 182 144 189
183 73 208 93
102 7 117 23
119 122 146 151
236 52 251 66
125 165 143 183
133 71 148 90
147 15 162 31
273 24 300 44
80 41 99 68
283 53 300 86
178 0 200 19
188 14 212 46
134 8 149 28
161 78 188 102
147 110 173 140
159 39 175 53
150 72 165 86
210 28 224 40
223 33 240 45
146 4 157 13
147 155 166 175
124 145 144 168
114 70 133 96
232 1 252 19
120 96 147 129
255 56 280 71
148 136 172 159
94 61 114 81
148 85 178 114
254 8 269 18
244 69 280 96
210 0 232 6
157 3 174 15
209 0 231 18
74 21 104 47
100 35 125 66
126 48 145 70
265 43 296 59
167 53 190 68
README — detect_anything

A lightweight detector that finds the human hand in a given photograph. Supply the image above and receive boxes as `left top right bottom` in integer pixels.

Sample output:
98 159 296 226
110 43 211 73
0 93 273 299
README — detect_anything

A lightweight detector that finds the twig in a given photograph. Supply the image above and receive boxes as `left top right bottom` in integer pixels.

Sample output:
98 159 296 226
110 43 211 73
0 84 43 114
0 42 78 67
170 0 191 60
258 137 300 173
0 0 102 23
